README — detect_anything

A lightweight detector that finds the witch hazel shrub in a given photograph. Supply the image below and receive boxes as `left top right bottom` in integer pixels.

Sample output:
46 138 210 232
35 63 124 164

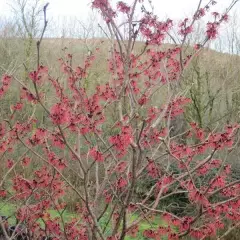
0 0 239 239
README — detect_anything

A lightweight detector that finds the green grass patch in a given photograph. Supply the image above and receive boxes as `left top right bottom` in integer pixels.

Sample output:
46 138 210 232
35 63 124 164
0 201 77 226
0 201 16 224
0 201 169 239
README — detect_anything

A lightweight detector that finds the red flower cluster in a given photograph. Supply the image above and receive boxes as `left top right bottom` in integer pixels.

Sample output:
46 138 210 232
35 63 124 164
50 102 70 125
109 125 133 157
89 147 104 162
29 65 48 84
179 18 193 36
206 22 219 39
117 1 130 14
0 75 11 98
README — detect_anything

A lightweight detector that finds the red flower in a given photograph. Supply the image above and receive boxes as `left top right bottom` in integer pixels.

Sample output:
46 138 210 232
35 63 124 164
194 44 202 50
117 1 130 14
51 134 65 149
127 225 138 238
115 161 127 173
109 125 133 157
6 159 14 169
212 12 219 18
116 177 128 189
147 160 159 178
50 103 70 125
89 147 104 162
206 22 218 39
138 94 148 106
22 157 31 167
29 66 48 84
194 8 205 19
0 75 12 98
222 14 229 22
143 229 156 239
12 102 23 111
0 123 5 138
0 190 7 197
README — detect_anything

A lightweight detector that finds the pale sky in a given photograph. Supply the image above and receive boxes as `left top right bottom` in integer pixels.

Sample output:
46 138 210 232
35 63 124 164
0 0 239 20
1 0 240 52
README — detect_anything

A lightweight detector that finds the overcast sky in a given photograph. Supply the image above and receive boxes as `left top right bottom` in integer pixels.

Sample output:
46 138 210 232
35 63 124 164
0 0 239 20
1 0 240 52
